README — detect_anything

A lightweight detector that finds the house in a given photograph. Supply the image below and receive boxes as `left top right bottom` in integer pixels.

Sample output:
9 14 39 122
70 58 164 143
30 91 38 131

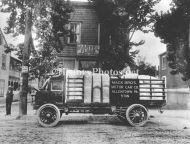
56 2 100 71
0 28 22 97
159 52 188 89
9 55 22 91
159 52 190 109
0 28 10 97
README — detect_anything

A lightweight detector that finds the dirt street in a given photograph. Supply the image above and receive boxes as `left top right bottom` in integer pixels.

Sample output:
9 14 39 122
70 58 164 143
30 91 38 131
0 104 190 144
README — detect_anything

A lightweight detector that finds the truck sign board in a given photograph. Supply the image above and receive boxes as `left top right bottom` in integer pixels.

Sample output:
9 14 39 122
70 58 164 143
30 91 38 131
110 79 140 106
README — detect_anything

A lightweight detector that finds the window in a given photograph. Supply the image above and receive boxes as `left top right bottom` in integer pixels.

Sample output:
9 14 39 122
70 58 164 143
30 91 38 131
79 60 98 70
51 80 63 91
161 55 167 70
41 78 50 90
63 59 75 70
9 59 21 71
1 54 6 70
67 22 81 44
0 79 5 97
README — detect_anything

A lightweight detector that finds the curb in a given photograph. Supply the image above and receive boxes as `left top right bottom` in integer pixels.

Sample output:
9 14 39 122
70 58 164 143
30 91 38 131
149 110 190 120
0 101 32 108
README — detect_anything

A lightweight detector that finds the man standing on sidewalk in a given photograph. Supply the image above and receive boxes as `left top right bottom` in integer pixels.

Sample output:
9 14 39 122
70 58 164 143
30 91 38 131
6 86 14 115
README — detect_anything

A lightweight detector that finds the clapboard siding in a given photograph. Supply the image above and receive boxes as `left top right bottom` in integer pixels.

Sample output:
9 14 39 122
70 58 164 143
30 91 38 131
70 2 99 45
60 45 77 56
58 2 99 58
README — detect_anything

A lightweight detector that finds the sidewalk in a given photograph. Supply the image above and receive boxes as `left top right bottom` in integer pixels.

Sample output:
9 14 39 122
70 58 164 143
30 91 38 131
0 99 32 108
149 109 190 120
0 94 33 108
149 110 190 130
0 102 36 122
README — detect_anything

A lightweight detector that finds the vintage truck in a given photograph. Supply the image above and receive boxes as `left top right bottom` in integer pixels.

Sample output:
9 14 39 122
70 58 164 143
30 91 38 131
33 70 166 127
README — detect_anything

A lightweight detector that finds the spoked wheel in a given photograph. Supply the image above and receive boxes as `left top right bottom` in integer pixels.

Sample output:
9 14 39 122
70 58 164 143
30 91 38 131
37 104 60 127
126 104 148 127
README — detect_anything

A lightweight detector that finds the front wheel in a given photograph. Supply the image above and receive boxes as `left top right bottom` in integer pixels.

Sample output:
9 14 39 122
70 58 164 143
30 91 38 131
37 104 60 127
126 104 148 127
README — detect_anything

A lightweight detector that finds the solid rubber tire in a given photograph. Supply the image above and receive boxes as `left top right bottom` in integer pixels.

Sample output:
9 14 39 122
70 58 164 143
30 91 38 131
37 104 60 127
126 104 148 127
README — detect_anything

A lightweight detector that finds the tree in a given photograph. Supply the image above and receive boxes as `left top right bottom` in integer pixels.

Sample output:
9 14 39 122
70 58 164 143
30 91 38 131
1 0 72 115
89 0 160 70
137 57 158 77
154 0 190 82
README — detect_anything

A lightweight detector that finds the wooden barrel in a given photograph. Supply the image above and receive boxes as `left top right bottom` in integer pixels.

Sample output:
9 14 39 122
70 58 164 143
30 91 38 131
102 74 110 103
92 73 101 103
84 72 92 103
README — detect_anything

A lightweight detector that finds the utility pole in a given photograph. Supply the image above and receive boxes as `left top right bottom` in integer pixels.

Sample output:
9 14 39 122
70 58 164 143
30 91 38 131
19 9 32 115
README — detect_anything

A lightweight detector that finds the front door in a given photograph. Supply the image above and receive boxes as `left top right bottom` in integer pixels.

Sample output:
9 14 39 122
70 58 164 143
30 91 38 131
50 76 65 103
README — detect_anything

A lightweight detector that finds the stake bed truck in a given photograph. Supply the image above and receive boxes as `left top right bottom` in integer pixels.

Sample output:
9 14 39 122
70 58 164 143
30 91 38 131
33 70 166 127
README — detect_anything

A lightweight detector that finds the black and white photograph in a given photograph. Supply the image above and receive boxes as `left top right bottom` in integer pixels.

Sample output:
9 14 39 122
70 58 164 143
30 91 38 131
0 0 190 143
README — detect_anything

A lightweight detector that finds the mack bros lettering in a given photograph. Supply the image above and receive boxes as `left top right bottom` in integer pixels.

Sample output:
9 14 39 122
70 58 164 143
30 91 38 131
110 79 140 105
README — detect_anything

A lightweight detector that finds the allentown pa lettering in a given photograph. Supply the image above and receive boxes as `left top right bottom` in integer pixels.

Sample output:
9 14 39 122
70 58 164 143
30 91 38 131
112 90 134 94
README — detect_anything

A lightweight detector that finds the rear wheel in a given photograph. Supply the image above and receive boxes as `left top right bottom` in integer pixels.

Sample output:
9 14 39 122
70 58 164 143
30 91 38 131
126 104 148 127
37 104 60 127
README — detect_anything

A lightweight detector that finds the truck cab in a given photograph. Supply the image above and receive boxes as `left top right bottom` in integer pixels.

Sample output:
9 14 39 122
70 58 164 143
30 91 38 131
34 75 65 110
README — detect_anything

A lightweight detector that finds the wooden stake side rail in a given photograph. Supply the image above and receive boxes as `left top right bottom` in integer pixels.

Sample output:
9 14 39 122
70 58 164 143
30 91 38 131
139 78 166 100
139 83 165 85
139 87 164 89
140 95 165 97
65 75 166 103
66 76 84 101
140 91 166 93
139 79 165 81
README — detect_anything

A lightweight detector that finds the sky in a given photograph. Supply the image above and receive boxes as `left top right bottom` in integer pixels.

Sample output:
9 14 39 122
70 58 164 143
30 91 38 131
133 0 172 66
0 0 172 66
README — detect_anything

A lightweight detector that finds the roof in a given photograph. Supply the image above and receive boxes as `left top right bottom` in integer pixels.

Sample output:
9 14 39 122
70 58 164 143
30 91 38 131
10 51 22 62
159 51 167 57
10 55 22 63
0 28 8 46
1 28 22 62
